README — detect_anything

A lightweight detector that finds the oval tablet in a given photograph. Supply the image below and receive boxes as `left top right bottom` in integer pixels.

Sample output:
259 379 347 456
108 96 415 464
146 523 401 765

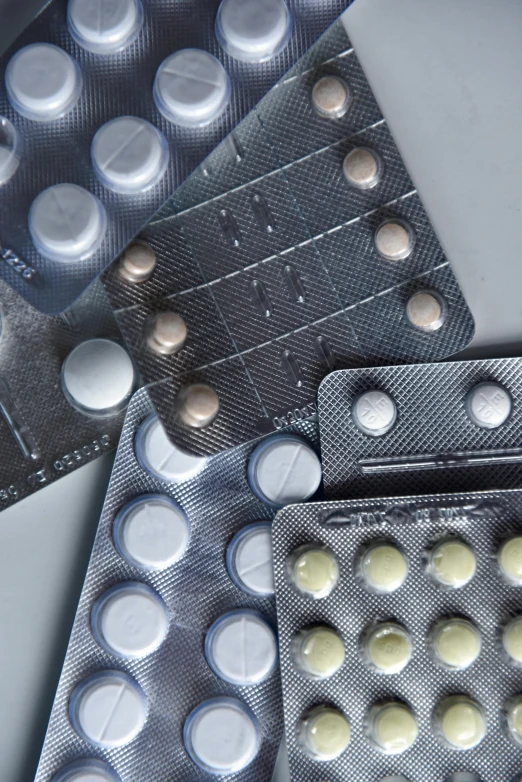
343 147 382 190
216 0 291 62
51 759 121 782
436 696 486 750
374 219 415 261
352 389 397 436
364 621 412 674
289 544 339 599
360 541 408 593
429 539 476 588
465 382 512 429
369 701 418 754
431 618 481 670
135 413 207 484
292 625 345 679
68 0 143 54
205 609 278 685
298 705 350 760
311 75 351 119
247 434 322 508
227 522 275 598
502 615 522 663
498 536 522 585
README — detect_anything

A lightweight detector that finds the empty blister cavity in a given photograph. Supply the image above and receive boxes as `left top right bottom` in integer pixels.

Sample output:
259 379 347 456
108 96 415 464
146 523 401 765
67 0 144 54
343 146 382 190
91 581 168 659
311 75 351 119
183 697 260 774
226 522 275 598
502 615 522 664
205 609 278 686
146 311 187 356
504 695 522 745
51 758 121 782
465 382 512 429
367 701 418 754
117 241 156 284
362 621 413 674
153 49 230 127
435 695 486 750
92 116 168 194
498 535 522 585
69 670 147 748
374 219 415 261
352 390 397 437
215 0 291 63
359 540 408 594
292 625 345 679
427 538 476 589
431 617 481 670
135 413 207 483
406 290 446 332
298 705 350 761
288 543 339 599
247 434 322 508
113 494 190 570
0 117 20 185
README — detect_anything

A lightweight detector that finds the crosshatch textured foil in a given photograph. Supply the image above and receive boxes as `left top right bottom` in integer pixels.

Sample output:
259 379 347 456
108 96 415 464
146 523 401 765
272 490 522 782
34 387 320 782
319 357 522 501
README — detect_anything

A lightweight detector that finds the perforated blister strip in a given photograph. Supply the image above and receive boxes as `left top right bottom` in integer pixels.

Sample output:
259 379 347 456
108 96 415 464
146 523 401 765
34 387 320 782
272 490 522 782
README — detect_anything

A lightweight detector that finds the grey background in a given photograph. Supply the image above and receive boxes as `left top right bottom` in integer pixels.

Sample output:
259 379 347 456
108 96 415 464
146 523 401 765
1 0 522 780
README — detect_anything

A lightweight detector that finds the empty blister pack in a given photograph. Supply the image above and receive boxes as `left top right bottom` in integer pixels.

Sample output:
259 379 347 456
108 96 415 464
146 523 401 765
0 0 350 314
34 386 322 782
272 489 522 782
318 357 522 502
103 20 474 458
0 277 138 509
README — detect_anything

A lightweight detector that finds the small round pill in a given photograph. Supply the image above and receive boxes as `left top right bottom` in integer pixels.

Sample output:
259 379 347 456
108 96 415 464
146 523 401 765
205 610 278 686
369 702 418 754
146 311 187 356
343 147 381 189
135 413 207 483
406 290 445 331
292 625 345 679
465 382 512 429
352 389 397 436
429 539 476 588
506 696 522 744
503 616 522 663
51 759 121 782
290 546 339 599
374 219 414 261
432 618 481 670
176 383 220 428
227 522 275 598
247 434 322 508
436 696 486 750
67 0 143 54
299 705 350 760
360 541 408 593
118 241 156 284
365 622 412 674
154 49 230 127
311 75 351 119
216 0 291 62
499 536 522 585
0 117 20 185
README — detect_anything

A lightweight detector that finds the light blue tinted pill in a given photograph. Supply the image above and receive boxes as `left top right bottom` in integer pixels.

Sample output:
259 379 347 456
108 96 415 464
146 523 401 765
67 0 143 55
247 434 322 508
465 381 512 429
51 759 121 782
135 413 207 483
352 390 397 437
215 0 291 63
226 522 275 597
205 609 278 686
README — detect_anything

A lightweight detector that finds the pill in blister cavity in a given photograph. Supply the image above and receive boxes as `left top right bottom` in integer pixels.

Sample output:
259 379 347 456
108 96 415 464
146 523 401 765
215 0 291 63
226 522 275 598
359 540 408 593
135 413 207 483
153 49 230 127
292 625 345 679
502 616 522 664
431 618 481 670
311 75 351 119
0 117 20 185
67 0 143 54
505 695 522 745
374 219 415 261
342 147 382 190
289 544 339 599
298 705 350 761
363 621 412 674
406 290 446 332
428 538 476 588
176 383 220 428
498 535 522 585
91 582 168 659
205 609 278 686
465 381 512 429
435 695 486 750
29 184 107 262
146 311 187 356
69 670 147 748
51 758 121 782
117 241 156 284
247 434 322 508
92 116 169 194
61 338 135 417
368 701 418 754
352 389 397 437
113 494 190 570
183 697 260 774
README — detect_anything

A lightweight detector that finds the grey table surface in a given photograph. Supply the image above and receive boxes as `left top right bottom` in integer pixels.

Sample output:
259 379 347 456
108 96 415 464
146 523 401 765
1 1 522 780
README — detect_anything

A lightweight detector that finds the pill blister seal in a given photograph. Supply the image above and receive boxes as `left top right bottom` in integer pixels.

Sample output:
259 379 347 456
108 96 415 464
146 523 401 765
272 489 522 782
318 357 522 502
103 21 474 458
34 386 320 782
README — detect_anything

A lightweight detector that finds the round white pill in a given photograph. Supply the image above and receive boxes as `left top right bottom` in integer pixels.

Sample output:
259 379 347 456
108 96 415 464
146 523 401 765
465 382 512 429
205 610 278 686
135 413 207 484
343 147 381 190
352 390 397 436
91 582 168 659
432 618 481 670
506 695 522 744
503 616 522 663
68 0 143 54
499 536 522 585
5 43 82 121
215 0 291 63
61 339 135 416
227 522 275 597
311 75 351 119
290 545 339 599
51 759 120 782
429 539 476 588
70 671 147 748
113 494 190 570
406 290 445 332
29 184 107 262
374 219 415 261
365 622 412 674
370 702 418 754
360 541 408 593
154 49 230 127
0 117 20 185
247 434 322 508
299 705 350 760
292 625 345 679
436 696 486 750
184 697 260 774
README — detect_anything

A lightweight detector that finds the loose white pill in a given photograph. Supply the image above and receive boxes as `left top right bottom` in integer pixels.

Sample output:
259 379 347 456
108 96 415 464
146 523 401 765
352 389 397 436
113 494 190 570
154 49 230 127
135 413 207 484
298 705 350 760
369 702 418 754
374 219 415 261
503 616 522 663
247 434 322 508
432 618 481 670
360 541 408 593
364 622 412 674
5 43 82 121
311 75 351 119
184 697 260 774
70 671 147 748
67 0 143 54
289 545 339 599
506 695 522 744
429 539 476 588
343 147 382 190
0 117 20 185
29 184 107 262
215 0 291 63
205 610 278 686
498 536 522 585
51 759 121 782
406 290 445 332
292 625 345 679
227 522 275 598
465 382 512 429
436 696 486 750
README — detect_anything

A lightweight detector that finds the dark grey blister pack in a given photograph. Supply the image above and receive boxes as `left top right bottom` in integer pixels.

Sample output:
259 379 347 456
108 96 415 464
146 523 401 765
272 490 522 782
319 357 522 501
34 387 320 782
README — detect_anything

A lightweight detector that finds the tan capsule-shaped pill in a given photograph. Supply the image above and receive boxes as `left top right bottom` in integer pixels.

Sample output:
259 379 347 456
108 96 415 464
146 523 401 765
406 290 445 332
176 383 220 428
374 219 414 261
343 147 381 190
311 75 350 119
118 241 156 283
146 311 187 356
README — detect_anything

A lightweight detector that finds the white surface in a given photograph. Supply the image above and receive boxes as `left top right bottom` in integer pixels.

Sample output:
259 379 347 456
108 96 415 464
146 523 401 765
115 496 190 570
466 382 512 429
186 698 259 773
52 759 118 782
136 414 207 483
361 543 407 593
206 611 277 685
352 390 397 436
72 672 146 748
67 0 141 53
230 523 275 596
217 0 290 62
62 339 135 414
251 436 322 506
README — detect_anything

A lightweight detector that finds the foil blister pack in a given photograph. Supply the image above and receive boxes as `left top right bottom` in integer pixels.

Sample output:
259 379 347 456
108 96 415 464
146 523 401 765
272 489 522 782
318 357 522 502
103 21 474 459
34 386 321 782
0 0 350 314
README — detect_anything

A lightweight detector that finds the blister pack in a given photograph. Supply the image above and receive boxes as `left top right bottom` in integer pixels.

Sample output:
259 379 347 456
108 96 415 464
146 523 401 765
272 489 522 782
318 357 522 502
34 386 322 782
0 277 138 509
0 0 350 314
103 19 475 459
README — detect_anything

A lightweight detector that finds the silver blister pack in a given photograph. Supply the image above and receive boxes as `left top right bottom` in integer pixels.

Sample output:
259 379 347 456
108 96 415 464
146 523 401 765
318 357 522 502
0 0 350 314
103 21 474 459
272 490 522 782
34 386 321 782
